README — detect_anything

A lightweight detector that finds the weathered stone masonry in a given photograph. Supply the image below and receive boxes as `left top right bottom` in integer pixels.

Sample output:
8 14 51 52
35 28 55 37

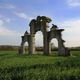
19 16 70 56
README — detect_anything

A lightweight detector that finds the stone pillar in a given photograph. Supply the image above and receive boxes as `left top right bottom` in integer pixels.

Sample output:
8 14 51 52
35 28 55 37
29 19 36 54
19 42 25 54
40 16 52 55
19 36 25 54
41 22 49 55
57 37 65 56
57 36 70 56
50 42 52 54
47 40 51 54
29 35 35 54
43 27 49 55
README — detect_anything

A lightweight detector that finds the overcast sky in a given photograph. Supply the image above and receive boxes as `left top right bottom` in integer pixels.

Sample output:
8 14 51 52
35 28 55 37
0 0 80 47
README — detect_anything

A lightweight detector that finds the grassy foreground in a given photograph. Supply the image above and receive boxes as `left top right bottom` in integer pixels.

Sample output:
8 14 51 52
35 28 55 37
0 51 80 80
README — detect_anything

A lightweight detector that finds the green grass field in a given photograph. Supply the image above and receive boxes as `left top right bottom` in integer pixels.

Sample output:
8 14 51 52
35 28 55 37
0 51 80 80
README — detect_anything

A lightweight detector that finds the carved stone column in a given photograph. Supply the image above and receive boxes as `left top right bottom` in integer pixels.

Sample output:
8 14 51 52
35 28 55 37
57 37 65 56
29 35 35 54
47 40 51 54
47 32 51 55
19 36 25 54
43 33 48 55
42 24 49 55
29 19 36 54
56 30 70 56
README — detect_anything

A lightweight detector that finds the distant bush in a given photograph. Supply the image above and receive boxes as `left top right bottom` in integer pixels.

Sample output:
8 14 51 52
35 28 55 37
35 47 58 51
69 47 80 51
0 45 19 51
0 45 80 51
36 47 43 51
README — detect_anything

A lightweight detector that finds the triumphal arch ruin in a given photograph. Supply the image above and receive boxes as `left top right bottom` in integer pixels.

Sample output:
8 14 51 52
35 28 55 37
19 16 70 56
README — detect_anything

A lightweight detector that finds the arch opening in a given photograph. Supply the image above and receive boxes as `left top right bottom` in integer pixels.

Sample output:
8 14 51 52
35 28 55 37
50 38 58 55
35 31 43 54
24 42 28 54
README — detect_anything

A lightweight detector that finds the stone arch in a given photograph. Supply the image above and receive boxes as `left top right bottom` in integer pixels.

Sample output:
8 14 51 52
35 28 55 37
29 16 52 55
49 36 65 55
19 16 70 56
47 38 58 55
46 24 70 56
19 31 30 54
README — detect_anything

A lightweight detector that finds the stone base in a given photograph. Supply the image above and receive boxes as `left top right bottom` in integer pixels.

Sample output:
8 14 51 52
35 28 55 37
18 47 25 54
58 48 70 56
